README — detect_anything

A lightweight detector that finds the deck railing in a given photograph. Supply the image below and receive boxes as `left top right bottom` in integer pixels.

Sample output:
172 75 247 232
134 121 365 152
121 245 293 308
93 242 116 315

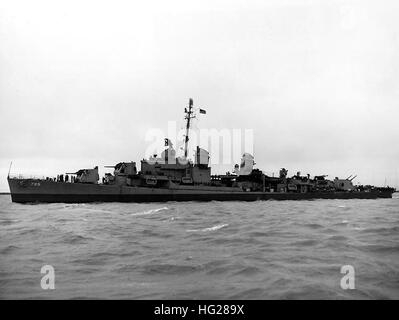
8 174 48 180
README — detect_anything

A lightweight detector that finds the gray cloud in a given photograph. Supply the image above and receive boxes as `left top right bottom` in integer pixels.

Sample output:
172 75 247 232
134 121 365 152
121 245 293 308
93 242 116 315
1 0 398 191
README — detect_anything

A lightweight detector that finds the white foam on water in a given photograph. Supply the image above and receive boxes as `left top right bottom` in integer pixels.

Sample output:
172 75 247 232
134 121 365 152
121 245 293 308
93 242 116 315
187 223 229 232
342 220 349 224
130 207 169 216
63 204 86 208
83 208 115 214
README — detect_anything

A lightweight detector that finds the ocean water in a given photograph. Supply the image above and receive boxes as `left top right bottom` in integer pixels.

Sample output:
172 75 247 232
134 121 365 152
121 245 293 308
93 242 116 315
0 194 398 300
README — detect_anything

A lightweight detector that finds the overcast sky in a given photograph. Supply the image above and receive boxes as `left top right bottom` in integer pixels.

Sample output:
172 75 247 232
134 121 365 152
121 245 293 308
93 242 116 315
1 0 398 191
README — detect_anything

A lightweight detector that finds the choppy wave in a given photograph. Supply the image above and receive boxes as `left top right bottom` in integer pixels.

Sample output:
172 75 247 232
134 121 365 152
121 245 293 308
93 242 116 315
0 245 20 254
187 223 229 232
1 194 399 299
0 218 20 226
130 207 169 216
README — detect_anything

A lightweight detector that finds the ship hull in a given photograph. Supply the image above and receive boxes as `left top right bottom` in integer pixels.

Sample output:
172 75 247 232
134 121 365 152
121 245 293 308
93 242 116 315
8 178 394 203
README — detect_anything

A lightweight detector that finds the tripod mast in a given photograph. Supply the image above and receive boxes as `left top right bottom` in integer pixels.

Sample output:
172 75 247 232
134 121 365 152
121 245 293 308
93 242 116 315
184 98 195 158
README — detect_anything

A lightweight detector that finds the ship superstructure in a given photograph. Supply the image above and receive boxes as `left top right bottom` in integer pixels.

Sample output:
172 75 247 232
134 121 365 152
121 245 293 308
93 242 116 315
7 99 395 203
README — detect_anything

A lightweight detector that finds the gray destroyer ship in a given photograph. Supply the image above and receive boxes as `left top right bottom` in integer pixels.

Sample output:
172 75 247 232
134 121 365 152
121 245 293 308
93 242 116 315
8 99 395 203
